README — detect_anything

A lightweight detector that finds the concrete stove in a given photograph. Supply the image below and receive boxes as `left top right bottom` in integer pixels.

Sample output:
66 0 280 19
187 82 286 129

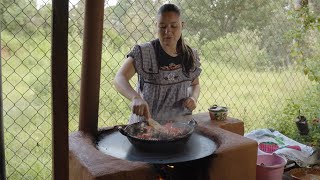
69 113 258 180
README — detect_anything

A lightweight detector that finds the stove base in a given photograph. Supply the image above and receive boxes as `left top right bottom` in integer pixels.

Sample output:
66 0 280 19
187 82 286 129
96 130 217 164
152 156 213 180
69 124 257 180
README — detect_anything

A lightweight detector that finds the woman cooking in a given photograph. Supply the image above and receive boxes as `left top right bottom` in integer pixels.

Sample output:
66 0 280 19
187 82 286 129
113 3 202 124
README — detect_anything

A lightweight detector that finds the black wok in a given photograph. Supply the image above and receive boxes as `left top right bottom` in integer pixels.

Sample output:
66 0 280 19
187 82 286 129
118 119 197 152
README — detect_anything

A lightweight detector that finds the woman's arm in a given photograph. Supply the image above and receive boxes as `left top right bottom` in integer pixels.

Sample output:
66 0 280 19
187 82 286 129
183 77 200 111
113 57 151 118
188 77 200 102
113 57 139 100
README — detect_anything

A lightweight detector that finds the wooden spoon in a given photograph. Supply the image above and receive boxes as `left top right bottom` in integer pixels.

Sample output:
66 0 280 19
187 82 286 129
147 118 172 136
147 118 163 130
144 107 166 132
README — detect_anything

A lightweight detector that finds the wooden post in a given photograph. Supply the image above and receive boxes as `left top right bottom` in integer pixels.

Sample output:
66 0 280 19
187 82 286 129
51 0 69 179
79 0 105 137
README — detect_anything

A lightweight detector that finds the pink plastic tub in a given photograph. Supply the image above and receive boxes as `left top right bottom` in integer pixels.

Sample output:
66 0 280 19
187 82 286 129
256 154 287 180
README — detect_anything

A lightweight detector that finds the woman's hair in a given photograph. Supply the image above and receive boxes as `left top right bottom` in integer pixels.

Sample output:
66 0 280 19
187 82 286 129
157 4 196 76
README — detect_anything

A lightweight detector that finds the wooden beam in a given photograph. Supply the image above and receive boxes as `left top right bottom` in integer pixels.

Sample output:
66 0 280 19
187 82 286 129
79 0 105 137
51 0 69 179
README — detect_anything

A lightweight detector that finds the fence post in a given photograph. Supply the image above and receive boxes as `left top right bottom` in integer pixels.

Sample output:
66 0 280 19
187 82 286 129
79 0 105 137
51 0 69 179
0 24 7 180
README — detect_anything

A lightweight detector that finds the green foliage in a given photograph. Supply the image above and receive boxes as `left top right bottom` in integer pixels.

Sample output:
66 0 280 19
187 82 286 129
1 0 38 34
277 7 320 148
267 84 320 147
173 0 273 42
2 31 52 179
69 0 85 36
105 0 162 46
288 6 320 83
36 3 52 36
104 28 128 51
201 29 269 70
260 7 295 69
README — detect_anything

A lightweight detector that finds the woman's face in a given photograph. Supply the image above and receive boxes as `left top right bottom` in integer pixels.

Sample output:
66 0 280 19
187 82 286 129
156 11 183 48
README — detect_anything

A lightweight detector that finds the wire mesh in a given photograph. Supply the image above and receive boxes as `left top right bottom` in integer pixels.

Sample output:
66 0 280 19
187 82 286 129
1 0 319 179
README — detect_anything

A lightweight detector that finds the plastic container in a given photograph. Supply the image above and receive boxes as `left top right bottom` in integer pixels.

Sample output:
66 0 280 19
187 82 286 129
256 154 287 180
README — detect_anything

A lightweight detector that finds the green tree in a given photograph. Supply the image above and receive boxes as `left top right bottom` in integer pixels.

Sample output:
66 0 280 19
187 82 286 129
173 0 273 42
34 3 52 36
260 4 295 69
105 0 168 46
289 2 320 82
69 0 85 36
1 0 38 35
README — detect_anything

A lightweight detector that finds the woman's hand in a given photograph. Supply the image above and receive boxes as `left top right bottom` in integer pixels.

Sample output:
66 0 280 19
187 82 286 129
183 97 197 111
132 96 151 119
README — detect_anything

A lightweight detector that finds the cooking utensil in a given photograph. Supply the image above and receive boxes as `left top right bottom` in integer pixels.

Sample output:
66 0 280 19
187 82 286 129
96 126 217 164
118 119 198 152
288 167 320 180
147 117 164 131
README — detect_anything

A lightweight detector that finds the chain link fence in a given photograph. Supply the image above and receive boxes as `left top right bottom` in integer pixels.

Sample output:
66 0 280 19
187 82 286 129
1 0 319 179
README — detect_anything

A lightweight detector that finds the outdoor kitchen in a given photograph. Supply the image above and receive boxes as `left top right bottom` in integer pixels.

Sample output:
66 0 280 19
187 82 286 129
66 0 320 176
65 1 259 180
1 0 320 180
